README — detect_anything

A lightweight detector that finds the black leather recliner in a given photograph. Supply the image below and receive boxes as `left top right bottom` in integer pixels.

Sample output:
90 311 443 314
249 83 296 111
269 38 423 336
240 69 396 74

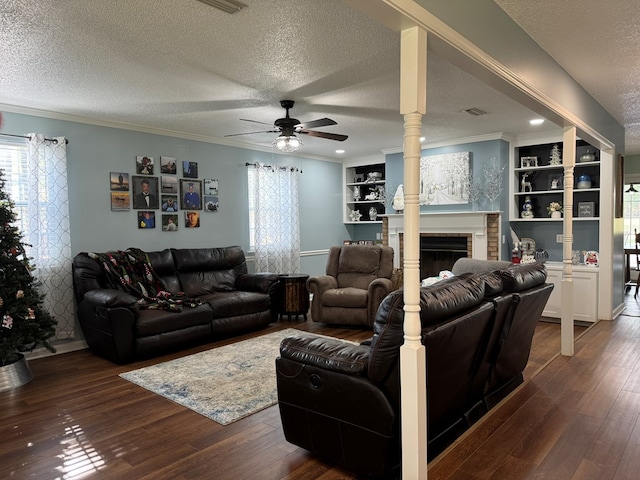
276 262 553 477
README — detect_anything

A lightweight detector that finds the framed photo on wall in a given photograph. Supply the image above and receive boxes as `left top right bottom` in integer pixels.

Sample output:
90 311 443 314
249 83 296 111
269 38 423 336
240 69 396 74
132 175 159 209
136 155 154 175
180 179 202 210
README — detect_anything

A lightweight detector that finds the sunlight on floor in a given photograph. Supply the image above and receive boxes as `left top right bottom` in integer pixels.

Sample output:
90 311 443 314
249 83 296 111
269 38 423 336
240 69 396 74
54 420 105 479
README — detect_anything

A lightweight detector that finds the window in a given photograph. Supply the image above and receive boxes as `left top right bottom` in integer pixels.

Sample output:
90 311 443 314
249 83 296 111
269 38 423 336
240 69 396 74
0 141 29 233
624 184 640 247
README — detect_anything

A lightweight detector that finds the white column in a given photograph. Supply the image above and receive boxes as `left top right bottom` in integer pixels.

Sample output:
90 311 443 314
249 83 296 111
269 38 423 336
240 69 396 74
561 126 576 356
400 26 428 479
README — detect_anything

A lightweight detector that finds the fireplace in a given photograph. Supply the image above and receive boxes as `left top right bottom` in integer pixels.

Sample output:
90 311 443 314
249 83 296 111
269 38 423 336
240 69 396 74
382 212 501 271
419 235 470 278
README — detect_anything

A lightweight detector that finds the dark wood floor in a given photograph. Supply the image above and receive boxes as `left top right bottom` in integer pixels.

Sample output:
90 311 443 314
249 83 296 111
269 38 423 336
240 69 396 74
4 301 637 479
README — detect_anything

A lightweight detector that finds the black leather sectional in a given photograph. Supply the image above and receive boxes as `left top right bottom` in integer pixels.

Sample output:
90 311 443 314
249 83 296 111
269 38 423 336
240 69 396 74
276 262 553 477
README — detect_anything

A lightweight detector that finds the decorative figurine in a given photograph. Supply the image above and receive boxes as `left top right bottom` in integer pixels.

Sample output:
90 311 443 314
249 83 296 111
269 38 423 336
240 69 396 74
521 172 532 192
349 209 362 222
521 195 534 219
550 144 562 166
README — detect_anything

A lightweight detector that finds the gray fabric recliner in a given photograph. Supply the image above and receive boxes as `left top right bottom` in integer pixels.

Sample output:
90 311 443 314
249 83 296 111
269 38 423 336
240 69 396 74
307 245 394 327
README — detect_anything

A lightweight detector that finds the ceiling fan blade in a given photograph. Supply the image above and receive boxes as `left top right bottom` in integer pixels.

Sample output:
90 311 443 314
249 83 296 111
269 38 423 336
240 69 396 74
299 130 348 141
224 129 278 137
239 118 275 126
296 117 337 129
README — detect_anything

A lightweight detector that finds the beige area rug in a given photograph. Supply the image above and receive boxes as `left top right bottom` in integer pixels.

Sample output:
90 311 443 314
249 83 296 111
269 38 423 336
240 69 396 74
119 328 309 425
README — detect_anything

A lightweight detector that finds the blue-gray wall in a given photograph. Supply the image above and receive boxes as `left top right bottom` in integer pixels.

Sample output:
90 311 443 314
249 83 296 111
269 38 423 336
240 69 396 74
2 111 349 276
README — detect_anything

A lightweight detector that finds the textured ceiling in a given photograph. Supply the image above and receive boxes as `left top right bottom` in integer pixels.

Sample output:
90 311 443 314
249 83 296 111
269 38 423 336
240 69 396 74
0 0 635 159
494 0 640 155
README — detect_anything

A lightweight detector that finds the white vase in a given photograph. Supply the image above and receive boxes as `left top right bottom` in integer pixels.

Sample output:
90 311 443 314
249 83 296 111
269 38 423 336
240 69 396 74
551 211 561 219
0 354 33 392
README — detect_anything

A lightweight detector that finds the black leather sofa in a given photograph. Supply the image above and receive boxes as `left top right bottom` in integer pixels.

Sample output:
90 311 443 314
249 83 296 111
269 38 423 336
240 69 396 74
72 246 279 363
275 262 553 477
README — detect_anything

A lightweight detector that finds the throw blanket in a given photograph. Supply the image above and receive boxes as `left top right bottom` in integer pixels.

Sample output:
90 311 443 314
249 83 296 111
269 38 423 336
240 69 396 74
85 248 202 311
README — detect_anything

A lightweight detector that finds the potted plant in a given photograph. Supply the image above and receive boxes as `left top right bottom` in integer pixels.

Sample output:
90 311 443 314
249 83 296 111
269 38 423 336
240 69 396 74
0 170 56 391
547 201 563 219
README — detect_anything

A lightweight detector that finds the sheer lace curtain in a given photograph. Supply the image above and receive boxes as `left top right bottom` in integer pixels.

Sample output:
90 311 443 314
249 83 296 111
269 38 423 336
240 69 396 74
25 134 74 341
250 164 301 274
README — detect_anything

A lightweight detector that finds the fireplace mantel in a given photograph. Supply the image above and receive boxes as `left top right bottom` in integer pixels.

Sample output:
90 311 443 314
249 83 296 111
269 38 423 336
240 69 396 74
382 211 501 267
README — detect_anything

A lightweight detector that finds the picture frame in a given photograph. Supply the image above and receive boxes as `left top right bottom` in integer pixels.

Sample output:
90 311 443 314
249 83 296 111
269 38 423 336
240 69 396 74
184 210 200 228
548 174 563 190
180 179 202 210
161 175 178 194
136 155 154 175
182 161 198 178
160 156 177 174
578 201 595 218
162 214 178 231
110 171 129 191
132 175 159 209
110 191 130 211
616 154 624 218
520 156 538 168
137 211 156 229
161 195 178 212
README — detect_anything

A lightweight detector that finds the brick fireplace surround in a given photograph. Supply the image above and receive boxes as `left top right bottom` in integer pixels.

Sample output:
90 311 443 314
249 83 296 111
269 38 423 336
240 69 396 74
382 212 501 269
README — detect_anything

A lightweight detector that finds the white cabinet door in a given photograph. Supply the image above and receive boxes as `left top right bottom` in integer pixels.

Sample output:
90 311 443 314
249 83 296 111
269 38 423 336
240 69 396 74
542 264 598 322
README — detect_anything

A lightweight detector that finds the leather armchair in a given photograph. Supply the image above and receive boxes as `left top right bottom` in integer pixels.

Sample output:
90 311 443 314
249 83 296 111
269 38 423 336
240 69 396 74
307 245 394 326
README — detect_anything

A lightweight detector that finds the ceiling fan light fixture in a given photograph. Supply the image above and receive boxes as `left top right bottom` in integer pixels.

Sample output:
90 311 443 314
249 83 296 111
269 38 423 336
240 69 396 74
273 134 303 153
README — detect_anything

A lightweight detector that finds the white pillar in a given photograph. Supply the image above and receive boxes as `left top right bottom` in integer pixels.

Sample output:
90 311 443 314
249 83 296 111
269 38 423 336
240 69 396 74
561 126 576 356
400 25 428 479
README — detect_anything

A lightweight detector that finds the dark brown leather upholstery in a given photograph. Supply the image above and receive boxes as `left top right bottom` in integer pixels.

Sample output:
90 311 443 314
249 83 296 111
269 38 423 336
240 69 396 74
307 245 394 326
276 262 553 477
72 246 279 363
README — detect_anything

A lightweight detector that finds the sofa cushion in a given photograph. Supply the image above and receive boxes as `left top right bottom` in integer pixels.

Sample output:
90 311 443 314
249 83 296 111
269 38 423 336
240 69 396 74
147 249 181 294
136 303 214 336
368 274 486 383
322 287 368 308
201 290 271 318
172 246 248 296
501 263 546 292
336 246 381 289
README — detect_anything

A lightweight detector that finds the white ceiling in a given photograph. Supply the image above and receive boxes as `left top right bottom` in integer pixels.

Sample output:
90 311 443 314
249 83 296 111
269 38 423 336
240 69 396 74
0 0 637 160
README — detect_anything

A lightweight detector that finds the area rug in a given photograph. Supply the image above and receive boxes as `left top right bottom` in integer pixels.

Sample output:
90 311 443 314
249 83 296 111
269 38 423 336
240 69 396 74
119 328 311 425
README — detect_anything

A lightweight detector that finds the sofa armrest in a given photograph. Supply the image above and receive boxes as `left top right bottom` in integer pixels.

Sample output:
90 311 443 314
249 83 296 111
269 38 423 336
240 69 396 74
306 275 338 295
280 335 370 375
82 289 138 308
235 272 280 294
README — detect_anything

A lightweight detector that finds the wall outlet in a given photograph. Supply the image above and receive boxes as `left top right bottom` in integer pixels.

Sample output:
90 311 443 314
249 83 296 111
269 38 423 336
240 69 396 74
556 234 563 243
502 234 505 244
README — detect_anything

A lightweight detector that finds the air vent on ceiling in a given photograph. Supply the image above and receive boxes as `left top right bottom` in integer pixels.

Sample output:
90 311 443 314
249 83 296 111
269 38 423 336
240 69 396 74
463 107 487 116
196 0 247 14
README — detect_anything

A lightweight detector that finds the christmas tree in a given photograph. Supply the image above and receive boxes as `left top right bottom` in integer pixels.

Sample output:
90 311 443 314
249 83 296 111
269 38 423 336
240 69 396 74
0 169 56 366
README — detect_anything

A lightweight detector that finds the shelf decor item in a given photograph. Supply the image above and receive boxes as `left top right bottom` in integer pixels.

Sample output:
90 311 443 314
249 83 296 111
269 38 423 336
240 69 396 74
369 207 378 221
549 144 562 166
349 209 362 222
521 195 534 219
353 185 361 201
580 148 596 163
577 174 592 189
547 201 563 218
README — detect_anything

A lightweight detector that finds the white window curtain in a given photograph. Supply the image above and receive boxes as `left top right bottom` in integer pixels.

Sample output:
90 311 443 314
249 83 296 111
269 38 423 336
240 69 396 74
25 134 75 341
249 163 301 274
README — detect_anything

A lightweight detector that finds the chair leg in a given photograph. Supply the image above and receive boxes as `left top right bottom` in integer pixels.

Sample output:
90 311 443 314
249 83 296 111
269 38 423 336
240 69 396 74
635 276 640 299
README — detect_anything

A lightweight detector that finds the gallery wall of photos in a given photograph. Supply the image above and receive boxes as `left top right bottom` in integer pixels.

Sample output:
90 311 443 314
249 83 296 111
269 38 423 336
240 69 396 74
109 155 220 231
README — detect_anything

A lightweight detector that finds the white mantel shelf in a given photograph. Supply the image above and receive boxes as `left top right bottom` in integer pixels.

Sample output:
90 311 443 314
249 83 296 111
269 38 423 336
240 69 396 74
383 211 502 267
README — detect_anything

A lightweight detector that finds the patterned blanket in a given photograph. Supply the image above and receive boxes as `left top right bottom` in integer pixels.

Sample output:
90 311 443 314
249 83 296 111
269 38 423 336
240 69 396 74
84 248 201 311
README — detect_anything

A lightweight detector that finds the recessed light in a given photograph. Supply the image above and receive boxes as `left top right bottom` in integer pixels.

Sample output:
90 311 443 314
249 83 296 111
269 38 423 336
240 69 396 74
420 137 426 142
529 118 544 126
335 149 345 154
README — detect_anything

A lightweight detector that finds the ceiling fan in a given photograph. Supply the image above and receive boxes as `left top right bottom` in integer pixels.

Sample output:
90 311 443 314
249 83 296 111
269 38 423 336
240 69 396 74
225 100 348 152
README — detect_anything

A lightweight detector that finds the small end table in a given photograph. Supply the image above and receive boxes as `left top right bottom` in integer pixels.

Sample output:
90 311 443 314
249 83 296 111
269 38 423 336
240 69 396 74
278 274 310 320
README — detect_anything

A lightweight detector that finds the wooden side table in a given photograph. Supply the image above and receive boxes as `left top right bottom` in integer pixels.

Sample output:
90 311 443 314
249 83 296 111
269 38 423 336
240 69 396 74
278 274 310 320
